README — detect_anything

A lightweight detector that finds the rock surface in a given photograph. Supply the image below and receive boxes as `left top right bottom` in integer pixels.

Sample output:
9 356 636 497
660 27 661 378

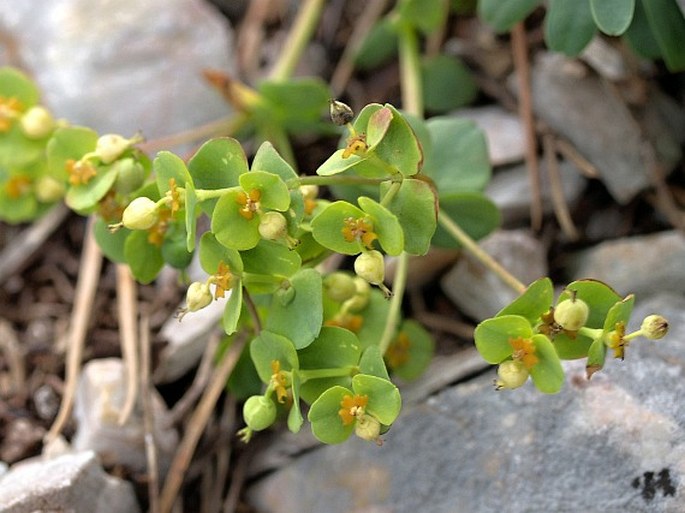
248 293 685 513
73 358 178 473
0 451 140 513
0 0 233 139
566 230 685 298
441 229 548 321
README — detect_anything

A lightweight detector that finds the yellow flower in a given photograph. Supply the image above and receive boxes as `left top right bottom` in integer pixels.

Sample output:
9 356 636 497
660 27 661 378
342 216 378 249
509 336 539 369
146 206 172 247
66 159 97 186
324 313 364 333
385 332 411 369
342 134 368 159
236 188 261 220
338 393 368 426
168 178 181 215
607 321 627 360
212 261 233 299
4 175 32 199
0 96 23 132
270 360 289 404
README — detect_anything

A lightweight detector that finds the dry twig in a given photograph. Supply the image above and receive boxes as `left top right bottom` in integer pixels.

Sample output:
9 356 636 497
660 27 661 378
140 311 161 513
543 133 580 241
116 264 139 425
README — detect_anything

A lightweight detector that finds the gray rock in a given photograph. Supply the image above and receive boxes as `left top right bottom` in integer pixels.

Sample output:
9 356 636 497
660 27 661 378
516 53 680 204
0 0 233 140
73 358 178 474
454 106 525 167
486 159 586 226
567 231 685 298
441 229 548 321
0 451 140 513
248 294 685 513
580 36 629 81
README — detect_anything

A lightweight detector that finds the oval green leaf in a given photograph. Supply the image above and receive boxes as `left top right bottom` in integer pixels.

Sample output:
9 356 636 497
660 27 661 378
590 0 635 35
474 315 533 364
529 334 565 394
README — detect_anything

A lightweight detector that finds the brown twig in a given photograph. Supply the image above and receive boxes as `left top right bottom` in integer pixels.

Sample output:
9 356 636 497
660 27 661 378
140 311 160 513
0 203 70 284
159 335 246 513
414 311 475 340
45 216 103 444
236 0 273 81
511 23 543 231
116 264 139 425
330 0 389 96
221 444 251 513
425 0 449 58
0 320 26 399
553 136 599 178
543 133 580 241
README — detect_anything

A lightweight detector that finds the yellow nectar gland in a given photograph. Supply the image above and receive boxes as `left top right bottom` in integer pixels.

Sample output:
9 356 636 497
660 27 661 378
5 175 32 199
342 217 378 249
236 189 261 220
325 313 364 333
342 134 368 159
338 393 369 426
385 332 411 369
608 321 627 360
212 261 233 299
270 360 289 403
66 159 97 186
167 178 181 215
146 206 172 247
0 96 23 132
509 337 539 369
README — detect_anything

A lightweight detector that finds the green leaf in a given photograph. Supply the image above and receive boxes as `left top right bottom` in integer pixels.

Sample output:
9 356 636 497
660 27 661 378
422 55 478 113
590 0 635 35
432 193 500 248
311 201 368 255
545 0 596 56
308 386 354 444
211 188 261 251
227 341 262 400
624 0 663 59
184 180 198 252
398 0 447 34
422 117 491 194
497 277 554 323
358 196 404 256
529 334 564 394
265 268 323 349
251 141 298 181
478 0 541 33
250 330 299 383
93 217 129 263
160 220 193 269
380 178 437 256
65 165 118 212
199 232 243 275
356 289 392 349
316 149 372 177
47 126 98 182
354 17 398 70
188 137 247 215
359 346 390 380
239 171 290 211
154 151 192 197
586 335 607 377
0 67 39 107
387 320 435 381
257 78 331 133
351 374 401 425
640 0 685 71
124 230 164 284
241 239 301 280
603 295 635 333
372 104 423 177
223 284 243 335
0 188 38 223
552 332 593 360
288 370 304 433
367 107 393 149
474 315 533 364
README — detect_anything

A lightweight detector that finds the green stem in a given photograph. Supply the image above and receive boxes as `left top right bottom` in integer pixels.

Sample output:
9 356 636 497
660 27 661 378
378 251 409 355
194 186 240 202
578 327 603 341
380 180 401 207
397 22 423 118
287 175 391 188
269 0 326 81
437 210 527 295
298 366 358 381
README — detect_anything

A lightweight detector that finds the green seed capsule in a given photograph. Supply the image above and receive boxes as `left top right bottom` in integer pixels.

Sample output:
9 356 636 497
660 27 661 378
640 315 668 340
243 395 277 431
324 272 357 303
354 250 385 285
496 360 529 389
122 196 159 230
554 297 589 331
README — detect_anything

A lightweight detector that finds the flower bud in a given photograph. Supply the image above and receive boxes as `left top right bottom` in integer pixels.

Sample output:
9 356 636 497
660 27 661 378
258 211 288 241
329 99 354 126
354 414 382 442
554 298 589 331
20 106 55 139
343 277 371 312
35 175 65 203
122 196 159 230
243 395 277 431
299 184 319 200
185 282 213 313
496 360 529 390
640 315 668 340
324 272 357 303
96 134 134 164
354 250 385 285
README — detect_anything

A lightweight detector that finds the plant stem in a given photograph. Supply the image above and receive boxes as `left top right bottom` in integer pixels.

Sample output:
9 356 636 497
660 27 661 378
288 175 390 188
397 22 423 118
269 0 326 81
378 251 409 355
380 180 401 207
298 366 358 381
437 210 526 295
